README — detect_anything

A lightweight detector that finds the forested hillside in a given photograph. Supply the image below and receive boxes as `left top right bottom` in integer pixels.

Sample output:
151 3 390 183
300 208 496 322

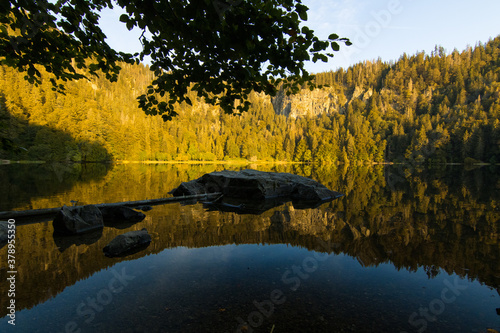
1 36 499 163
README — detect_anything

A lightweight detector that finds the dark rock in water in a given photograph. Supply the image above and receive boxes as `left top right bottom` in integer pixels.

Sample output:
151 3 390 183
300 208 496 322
135 205 153 212
100 206 146 229
53 205 104 235
173 169 344 214
496 308 500 316
100 206 146 222
172 180 207 197
170 169 343 204
103 228 152 257
53 228 103 252
0 221 9 246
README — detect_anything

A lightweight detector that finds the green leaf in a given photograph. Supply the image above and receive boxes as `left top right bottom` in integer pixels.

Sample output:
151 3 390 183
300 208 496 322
331 42 340 52
2 0 351 119
318 54 327 62
126 21 134 31
296 4 308 21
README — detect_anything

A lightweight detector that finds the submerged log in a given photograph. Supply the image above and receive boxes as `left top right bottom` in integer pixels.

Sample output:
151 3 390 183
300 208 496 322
0 192 222 222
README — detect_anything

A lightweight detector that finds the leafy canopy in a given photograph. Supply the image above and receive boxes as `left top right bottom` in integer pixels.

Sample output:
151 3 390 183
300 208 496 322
0 0 350 120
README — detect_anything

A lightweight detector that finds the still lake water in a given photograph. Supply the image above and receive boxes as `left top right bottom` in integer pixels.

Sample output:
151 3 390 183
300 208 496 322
0 162 499 332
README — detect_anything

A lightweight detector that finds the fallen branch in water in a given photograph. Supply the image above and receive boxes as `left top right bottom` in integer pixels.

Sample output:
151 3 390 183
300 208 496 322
0 192 222 222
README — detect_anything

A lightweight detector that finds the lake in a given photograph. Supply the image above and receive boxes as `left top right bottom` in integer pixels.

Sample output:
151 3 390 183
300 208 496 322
0 163 499 332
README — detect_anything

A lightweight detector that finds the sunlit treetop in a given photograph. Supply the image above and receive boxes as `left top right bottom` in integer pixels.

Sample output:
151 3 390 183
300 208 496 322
0 0 350 120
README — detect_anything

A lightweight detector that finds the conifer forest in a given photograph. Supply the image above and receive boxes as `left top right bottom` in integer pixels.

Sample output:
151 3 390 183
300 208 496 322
1 37 499 164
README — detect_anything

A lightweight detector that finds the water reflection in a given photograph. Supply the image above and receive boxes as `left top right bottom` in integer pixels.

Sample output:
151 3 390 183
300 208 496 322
0 163 111 212
0 164 499 332
53 228 104 252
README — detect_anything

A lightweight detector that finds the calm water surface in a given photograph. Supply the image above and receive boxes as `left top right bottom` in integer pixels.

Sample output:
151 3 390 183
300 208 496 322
0 163 499 332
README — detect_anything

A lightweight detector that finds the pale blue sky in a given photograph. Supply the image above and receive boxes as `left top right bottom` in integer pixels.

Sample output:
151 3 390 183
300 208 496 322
99 0 500 73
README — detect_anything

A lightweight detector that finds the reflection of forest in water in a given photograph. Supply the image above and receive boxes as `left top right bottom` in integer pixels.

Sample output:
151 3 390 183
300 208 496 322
0 163 499 318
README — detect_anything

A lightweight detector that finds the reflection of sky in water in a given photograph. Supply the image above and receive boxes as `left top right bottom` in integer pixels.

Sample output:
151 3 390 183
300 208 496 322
3 244 498 333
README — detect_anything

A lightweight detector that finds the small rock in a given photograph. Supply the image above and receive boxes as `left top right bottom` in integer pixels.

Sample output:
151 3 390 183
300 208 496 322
100 206 146 222
53 205 104 235
103 228 151 257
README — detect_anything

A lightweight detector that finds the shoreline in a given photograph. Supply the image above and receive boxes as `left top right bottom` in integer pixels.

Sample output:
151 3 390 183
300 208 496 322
0 159 498 166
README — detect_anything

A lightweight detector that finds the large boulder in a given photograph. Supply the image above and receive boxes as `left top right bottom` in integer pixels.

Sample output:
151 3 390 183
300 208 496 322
103 228 152 257
169 169 343 202
53 205 104 235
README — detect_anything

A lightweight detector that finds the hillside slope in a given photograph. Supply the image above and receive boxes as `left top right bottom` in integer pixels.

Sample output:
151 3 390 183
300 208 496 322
1 36 499 163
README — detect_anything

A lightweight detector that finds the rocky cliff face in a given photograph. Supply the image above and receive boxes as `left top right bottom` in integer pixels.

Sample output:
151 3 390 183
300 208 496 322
271 86 374 118
271 88 339 118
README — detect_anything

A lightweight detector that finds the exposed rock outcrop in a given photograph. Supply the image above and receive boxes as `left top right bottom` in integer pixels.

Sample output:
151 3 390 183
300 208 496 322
272 88 340 118
271 86 377 119
53 205 104 235
103 228 152 257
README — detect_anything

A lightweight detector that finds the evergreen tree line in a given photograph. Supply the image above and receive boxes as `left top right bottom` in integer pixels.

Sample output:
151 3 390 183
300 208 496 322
0 36 499 163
